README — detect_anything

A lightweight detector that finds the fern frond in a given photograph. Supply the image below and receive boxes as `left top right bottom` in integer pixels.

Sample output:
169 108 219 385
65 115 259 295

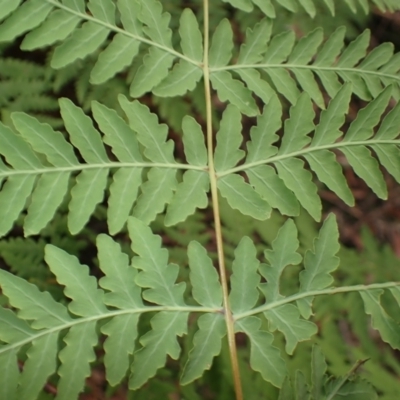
1 215 399 399
217 85 400 222
222 0 400 18
0 217 222 398
0 1 205 95
0 96 210 236
215 22 400 108
231 214 400 364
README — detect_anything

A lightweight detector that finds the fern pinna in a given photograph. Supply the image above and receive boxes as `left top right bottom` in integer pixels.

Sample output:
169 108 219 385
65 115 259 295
1 0 400 399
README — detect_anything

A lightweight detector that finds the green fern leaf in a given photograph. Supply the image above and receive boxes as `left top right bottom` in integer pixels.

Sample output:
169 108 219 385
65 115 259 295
44 245 108 316
97 234 143 308
62 0 85 12
237 18 272 64
275 0 298 12
209 19 233 67
264 305 318 355
92 101 144 233
289 29 323 64
24 173 70 236
305 150 354 206
117 0 141 34
90 34 140 84
275 158 321 221
129 311 188 389
97 236 141 385
51 22 109 69
180 313 226 385
375 101 400 140
137 0 172 47
218 174 272 220
60 98 108 163
0 175 36 236
56 322 98 400
181 116 208 166
187 241 223 308
341 146 387 199
132 168 177 224
17 333 58 400
344 86 393 141
0 121 43 169
21 10 80 50
288 27 324 105
252 0 275 17
128 217 186 306
235 316 286 387
0 350 19 400
297 214 340 318
214 105 245 172
311 84 351 146
153 61 203 97
108 168 143 234
92 100 142 161
337 30 370 68
102 314 140 386
238 69 275 104
246 95 280 163
179 8 203 62
119 95 175 163
229 236 261 314
222 0 253 12
264 70 300 105
0 310 33 399
247 166 300 216
11 112 79 166
211 71 259 116
278 93 315 154
360 289 400 349
0 0 53 42
260 219 302 303
130 48 175 97
0 270 72 327
297 0 316 17
258 219 317 353
0 0 21 20
87 0 116 24
263 30 295 63
0 307 36 342
314 27 346 66
165 171 209 226
69 169 109 234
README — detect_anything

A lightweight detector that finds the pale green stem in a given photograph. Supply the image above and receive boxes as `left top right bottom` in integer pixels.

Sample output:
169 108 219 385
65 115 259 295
234 281 400 320
203 1 243 399
210 63 400 82
0 305 221 355
218 139 400 178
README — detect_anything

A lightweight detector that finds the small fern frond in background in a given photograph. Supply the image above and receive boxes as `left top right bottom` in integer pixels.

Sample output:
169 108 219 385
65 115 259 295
0 57 60 127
